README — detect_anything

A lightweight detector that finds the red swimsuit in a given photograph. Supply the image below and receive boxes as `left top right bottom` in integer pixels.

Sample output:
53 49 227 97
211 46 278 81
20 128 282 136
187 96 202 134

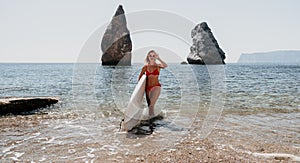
146 68 161 92
146 68 159 76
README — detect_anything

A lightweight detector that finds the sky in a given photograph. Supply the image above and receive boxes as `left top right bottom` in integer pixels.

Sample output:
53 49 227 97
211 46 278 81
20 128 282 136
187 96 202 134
0 0 299 63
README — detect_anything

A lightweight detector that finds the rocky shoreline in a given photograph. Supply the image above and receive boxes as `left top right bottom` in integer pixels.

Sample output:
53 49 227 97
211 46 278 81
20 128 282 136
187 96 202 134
1 109 299 162
95 119 300 162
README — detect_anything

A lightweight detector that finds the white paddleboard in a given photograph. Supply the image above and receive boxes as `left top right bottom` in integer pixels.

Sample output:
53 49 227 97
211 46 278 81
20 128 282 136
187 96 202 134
122 74 147 131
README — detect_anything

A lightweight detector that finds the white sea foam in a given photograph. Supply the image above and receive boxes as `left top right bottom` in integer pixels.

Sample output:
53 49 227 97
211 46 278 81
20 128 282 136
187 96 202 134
251 152 300 162
229 144 300 162
14 152 24 158
100 145 118 155
39 157 46 161
53 124 65 129
24 132 41 141
2 144 18 154
133 143 142 147
44 137 56 144
6 151 24 161
87 153 95 158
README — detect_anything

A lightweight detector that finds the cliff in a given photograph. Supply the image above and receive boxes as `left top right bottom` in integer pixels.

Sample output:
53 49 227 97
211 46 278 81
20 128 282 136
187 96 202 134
238 50 300 63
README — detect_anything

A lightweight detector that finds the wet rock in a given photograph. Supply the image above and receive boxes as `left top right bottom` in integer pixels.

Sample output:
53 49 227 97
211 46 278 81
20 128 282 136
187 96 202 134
258 148 265 152
180 61 188 64
0 97 59 115
274 156 289 161
101 5 132 66
187 22 226 64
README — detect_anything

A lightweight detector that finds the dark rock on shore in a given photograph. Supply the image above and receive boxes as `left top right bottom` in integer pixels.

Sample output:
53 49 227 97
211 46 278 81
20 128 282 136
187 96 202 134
187 22 226 64
101 5 132 66
0 97 59 115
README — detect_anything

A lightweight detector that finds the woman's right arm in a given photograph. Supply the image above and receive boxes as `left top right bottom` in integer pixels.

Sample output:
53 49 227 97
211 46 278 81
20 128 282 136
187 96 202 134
138 65 147 80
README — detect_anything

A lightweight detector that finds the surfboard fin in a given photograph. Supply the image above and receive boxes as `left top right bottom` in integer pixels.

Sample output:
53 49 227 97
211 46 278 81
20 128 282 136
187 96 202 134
119 118 124 131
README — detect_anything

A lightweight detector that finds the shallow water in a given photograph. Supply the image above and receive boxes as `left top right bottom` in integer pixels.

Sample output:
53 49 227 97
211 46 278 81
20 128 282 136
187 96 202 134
0 63 299 161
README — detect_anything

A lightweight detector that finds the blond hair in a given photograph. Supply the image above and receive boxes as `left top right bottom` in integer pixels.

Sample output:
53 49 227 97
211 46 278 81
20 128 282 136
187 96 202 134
145 50 156 65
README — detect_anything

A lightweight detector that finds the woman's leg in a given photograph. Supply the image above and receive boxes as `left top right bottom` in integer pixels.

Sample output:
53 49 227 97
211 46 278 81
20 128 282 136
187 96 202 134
148 86 161 117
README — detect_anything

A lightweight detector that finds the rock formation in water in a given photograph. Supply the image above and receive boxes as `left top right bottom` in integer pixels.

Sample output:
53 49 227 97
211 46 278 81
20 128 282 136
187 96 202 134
180 61 188 64
101 5 132 65
0 97 59 115
187 22 226 64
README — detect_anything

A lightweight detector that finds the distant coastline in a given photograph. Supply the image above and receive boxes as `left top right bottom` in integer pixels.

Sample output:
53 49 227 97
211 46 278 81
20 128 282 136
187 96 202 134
238 50 300 63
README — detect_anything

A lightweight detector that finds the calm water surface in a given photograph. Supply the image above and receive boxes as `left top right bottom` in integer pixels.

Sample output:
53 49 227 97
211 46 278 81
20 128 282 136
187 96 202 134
0 63 299 161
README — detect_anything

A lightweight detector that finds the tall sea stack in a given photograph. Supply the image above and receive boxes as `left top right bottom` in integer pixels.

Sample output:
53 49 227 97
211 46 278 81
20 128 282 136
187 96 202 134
101 5 132 65
187 22 226 64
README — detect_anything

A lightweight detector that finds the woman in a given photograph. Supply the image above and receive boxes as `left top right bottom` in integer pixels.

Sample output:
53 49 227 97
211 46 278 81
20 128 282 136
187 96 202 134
138 50 168 118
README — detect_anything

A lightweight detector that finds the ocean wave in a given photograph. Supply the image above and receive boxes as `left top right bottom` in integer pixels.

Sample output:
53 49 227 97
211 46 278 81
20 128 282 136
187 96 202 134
223 107 300 115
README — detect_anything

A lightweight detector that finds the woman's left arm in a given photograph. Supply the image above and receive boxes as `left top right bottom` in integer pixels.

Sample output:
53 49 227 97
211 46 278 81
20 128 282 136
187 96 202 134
157 56 168 68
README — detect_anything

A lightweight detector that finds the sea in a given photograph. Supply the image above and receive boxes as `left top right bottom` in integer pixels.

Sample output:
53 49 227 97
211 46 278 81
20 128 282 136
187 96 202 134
0 63 299 161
